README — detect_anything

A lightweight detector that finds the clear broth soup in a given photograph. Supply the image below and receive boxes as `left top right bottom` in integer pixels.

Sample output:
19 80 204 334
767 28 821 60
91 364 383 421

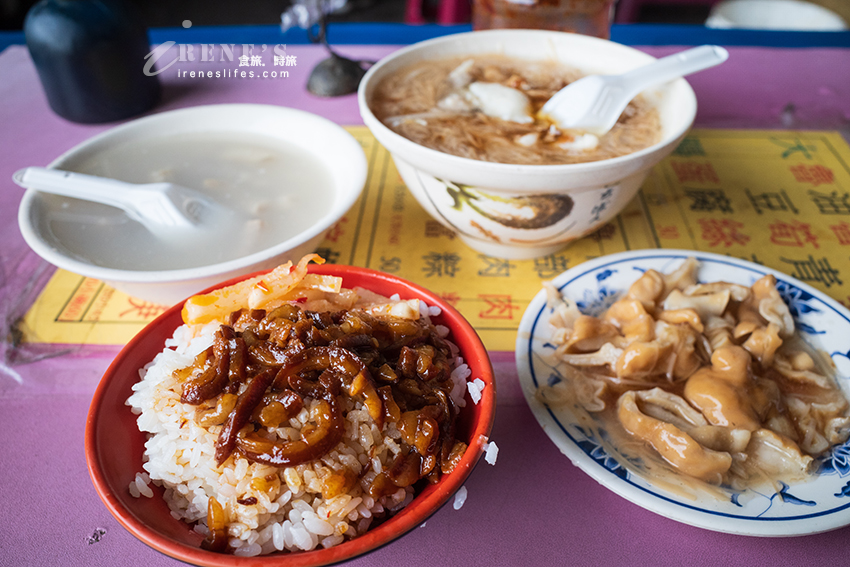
44 132 335 272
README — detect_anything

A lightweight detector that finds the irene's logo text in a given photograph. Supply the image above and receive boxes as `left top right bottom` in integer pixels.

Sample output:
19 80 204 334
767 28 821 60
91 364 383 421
144 43 295 79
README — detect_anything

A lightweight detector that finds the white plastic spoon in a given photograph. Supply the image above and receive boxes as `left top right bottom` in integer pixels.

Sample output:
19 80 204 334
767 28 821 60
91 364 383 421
541 45 729 136
13 167 238 231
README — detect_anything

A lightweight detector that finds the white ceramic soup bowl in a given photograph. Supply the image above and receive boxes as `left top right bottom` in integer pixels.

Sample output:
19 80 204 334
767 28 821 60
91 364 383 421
18 104 367 305
358 30 697 260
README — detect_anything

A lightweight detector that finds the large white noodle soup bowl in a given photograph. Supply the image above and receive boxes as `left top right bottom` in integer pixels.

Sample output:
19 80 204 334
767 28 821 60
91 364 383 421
358 30 698 260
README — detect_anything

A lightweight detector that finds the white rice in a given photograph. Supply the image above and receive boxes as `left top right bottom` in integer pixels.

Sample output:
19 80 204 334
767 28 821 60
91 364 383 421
450 361 472 408
483 441 499 465
466 378 486 405
452 486 468 510
127 315 476 555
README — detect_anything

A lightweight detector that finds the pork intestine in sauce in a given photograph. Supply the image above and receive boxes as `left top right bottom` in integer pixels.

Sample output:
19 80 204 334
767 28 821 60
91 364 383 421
540 259 850 492
371 55 662 166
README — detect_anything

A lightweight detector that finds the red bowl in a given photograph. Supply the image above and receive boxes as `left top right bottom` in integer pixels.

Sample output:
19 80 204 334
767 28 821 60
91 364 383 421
85 264 496 567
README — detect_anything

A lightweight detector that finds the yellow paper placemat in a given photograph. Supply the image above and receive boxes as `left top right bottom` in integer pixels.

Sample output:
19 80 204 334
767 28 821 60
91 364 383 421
19 127 850 351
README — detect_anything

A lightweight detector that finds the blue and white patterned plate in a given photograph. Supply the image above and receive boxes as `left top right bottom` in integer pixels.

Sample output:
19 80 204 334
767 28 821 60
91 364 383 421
516 249 850 536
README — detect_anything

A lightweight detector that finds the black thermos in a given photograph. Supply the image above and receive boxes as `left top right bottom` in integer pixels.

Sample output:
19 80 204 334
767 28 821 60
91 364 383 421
24 0 160 124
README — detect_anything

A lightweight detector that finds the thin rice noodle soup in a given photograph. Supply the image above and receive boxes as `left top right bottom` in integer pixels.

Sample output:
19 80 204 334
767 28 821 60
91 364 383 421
371 55 662 165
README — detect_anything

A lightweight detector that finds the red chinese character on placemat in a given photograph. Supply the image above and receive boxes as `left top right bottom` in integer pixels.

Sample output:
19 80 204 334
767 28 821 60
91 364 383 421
439 292 461 307
698 219 750 247
479 294 520 320
768 220 819 248
120 298 167 320
830 222 850 245
657 225 680 240
324 217 348 243
671 161 720 184
790 164 834 186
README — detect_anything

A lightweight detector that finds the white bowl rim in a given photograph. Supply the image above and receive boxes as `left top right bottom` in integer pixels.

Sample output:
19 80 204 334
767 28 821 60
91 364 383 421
357 29 698 177
18 103 367 285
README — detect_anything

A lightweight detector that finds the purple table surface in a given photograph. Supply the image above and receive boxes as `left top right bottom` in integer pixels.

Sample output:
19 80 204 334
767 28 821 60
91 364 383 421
2 41 850 567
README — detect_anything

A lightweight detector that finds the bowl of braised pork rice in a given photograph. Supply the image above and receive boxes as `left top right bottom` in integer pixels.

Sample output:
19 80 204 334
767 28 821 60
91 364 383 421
86 257 496 566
